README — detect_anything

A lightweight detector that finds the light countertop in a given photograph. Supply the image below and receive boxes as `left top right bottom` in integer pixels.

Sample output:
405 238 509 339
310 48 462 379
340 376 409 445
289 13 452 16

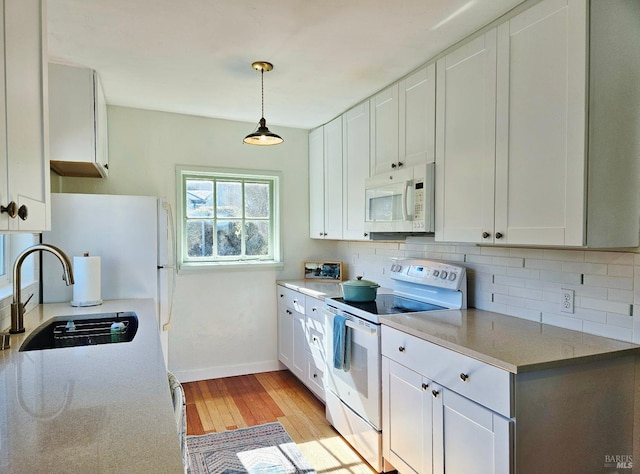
0 299 183 473
381 308 640 374
277 280 343 300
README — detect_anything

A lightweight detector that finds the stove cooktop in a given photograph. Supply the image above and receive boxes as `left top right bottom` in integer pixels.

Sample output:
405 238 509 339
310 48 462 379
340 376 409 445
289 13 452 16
330 293 446 320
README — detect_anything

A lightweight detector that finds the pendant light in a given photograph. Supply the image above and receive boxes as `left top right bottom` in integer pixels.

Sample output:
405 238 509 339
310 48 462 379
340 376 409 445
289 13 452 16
243 61 283 146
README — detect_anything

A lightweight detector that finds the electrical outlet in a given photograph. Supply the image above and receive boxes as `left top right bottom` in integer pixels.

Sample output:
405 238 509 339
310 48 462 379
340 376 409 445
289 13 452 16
561 289 574 314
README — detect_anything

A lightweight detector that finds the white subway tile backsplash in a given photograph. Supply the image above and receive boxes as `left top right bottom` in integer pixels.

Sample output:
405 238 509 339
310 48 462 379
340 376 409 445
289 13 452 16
580 297 631 316
504 305 541 322
583 321 633 342
336 240 640 343
606 313 633 329
525 258 563 271
587 251 635 265
608 289 634 304
607 264 634 278
561 261 607 276
583 274 633 291
542 312 584 332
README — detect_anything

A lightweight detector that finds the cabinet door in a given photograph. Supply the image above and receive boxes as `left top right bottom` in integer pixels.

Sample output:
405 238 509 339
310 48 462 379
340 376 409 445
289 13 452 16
5 0 48 232
94 72 109 174
309 126 325 238
323 116 343 239
399 64 436 166
277 299 294 369
433 387 512 474
291 309 306 381
382 357 434 474
435 31 497 243
370 84 399 175
495 0 587 246
342 102 370 240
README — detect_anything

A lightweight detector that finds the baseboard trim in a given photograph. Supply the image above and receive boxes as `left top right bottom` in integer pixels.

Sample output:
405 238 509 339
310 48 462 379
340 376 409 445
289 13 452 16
171 360 284 383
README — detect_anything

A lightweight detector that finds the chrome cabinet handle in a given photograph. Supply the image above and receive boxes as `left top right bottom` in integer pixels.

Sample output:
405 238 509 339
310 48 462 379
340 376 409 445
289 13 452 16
1 201 17 218
286 309 292 315
421 383 429 390
364 233 368 237
313 336 318 342
313 373 318 379
312 307 317 312
460 373 469 382
391 163 397 168
432 389 440 398
398 161 403 167
280 294 284 298
495 232 503 239
482 231 490 239
398 346 405 352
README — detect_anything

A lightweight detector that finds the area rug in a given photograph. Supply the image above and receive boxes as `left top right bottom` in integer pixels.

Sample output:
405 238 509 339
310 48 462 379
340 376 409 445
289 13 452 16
187 422 317 474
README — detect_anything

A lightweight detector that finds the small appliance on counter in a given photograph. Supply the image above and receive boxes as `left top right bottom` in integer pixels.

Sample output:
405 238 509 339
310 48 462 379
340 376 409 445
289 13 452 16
324 258 467 472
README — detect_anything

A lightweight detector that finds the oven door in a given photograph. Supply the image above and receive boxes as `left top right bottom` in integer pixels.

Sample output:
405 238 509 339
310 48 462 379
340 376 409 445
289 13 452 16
324 306 381 430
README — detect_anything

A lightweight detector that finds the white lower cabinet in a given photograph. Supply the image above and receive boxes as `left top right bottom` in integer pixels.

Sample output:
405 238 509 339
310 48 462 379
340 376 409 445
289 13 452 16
382 324 637 473
382 325 512 473
382 357 511 474
277 285 327 401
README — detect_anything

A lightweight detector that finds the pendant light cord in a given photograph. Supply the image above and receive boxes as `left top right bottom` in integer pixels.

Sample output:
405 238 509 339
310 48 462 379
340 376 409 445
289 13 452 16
261 68 265 119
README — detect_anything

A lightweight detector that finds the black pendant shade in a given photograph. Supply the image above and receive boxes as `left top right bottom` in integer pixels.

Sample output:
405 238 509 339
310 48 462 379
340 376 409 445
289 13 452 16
243 62 283 146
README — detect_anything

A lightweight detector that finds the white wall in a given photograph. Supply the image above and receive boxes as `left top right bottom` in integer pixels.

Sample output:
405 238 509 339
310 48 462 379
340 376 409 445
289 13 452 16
59 105 336 381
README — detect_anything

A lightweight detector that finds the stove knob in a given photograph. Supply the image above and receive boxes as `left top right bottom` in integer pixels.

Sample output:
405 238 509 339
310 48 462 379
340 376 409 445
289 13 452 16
440 271 448 279
448 273 457 281
433 270 440 277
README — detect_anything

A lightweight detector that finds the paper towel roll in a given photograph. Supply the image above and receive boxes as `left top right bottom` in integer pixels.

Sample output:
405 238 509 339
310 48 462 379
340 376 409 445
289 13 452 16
70 254 103 307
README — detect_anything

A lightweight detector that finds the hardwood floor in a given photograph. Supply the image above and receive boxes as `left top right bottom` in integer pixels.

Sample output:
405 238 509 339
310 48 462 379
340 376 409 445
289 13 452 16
183 370 376 473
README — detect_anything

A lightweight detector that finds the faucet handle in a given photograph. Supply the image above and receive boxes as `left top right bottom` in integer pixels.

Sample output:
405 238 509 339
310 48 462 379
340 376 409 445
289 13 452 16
24 293 34 307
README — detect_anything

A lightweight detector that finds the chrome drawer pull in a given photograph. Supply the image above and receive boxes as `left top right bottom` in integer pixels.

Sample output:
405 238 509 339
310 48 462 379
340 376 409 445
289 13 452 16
421 383 429 390
460 373 469 382
398 346 406 352
432 389 440 398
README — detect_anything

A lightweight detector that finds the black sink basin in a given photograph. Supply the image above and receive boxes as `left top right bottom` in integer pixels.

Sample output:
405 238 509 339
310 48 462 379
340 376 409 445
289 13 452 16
20 312 138 351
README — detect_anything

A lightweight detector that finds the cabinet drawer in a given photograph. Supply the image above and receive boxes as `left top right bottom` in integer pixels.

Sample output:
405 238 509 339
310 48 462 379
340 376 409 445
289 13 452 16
305 296 325 335
277 285 305 314
305 351 325 401
382 325 513 417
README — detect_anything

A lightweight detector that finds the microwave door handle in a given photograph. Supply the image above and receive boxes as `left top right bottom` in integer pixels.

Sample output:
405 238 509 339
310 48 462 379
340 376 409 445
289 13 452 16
404 181 412 221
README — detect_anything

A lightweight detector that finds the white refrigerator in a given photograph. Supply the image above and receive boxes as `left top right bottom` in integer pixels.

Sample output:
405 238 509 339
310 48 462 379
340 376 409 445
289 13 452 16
41 193 174 365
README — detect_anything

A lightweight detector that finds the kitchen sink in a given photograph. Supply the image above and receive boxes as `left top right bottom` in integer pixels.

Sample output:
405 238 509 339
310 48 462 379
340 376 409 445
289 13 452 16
19 312 138 351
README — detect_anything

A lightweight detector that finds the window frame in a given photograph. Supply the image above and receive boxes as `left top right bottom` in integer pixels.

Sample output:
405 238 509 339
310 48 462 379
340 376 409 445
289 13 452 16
176 165 283 272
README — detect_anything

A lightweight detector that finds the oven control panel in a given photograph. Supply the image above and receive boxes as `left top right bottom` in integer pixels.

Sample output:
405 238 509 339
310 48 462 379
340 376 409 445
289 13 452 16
390 259 466 291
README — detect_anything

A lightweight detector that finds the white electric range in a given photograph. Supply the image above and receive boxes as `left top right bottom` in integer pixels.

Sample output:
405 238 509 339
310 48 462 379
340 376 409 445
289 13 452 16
323 259 467 472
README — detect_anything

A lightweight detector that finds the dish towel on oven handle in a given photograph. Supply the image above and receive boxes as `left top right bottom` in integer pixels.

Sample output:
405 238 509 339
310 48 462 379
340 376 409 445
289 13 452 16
333 314 352 371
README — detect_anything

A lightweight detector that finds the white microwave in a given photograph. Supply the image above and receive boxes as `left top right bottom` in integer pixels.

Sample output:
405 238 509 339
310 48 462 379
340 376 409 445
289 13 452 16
364 163 434 233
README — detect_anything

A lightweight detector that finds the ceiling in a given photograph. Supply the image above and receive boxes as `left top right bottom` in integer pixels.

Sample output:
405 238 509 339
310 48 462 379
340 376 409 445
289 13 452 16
47 0 526 130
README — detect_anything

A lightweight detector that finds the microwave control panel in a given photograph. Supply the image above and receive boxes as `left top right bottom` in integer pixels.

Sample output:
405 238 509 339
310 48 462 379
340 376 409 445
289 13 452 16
413 180 425 229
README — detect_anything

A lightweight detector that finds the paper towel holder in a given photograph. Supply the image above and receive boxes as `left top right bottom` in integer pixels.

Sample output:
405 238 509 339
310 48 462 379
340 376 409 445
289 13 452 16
70 252 103 307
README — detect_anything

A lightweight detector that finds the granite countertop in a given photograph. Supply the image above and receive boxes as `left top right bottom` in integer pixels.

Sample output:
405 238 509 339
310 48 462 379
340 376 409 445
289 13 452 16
0 299 183 473
381 308 640 374
277 279 343 300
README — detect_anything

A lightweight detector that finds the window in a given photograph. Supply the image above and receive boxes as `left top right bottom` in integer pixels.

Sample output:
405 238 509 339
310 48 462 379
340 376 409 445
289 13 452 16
177 166 282 270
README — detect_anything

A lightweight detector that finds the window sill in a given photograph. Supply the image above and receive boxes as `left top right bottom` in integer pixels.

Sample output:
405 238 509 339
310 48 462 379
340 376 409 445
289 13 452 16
178 260 284 274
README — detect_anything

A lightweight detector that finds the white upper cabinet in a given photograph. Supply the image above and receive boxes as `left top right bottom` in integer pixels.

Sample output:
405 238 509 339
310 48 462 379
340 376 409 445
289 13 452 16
370 84 400 176
371 64 436 176
342 102 371 241
494 0 586 246
0 0 49 232
309 117 343 239
399 64 436 166
435 31 498 244
436 0 638 247
49 63 109 178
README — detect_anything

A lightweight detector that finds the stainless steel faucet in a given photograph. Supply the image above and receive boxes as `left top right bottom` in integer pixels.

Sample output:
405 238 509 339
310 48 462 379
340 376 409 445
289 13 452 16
10 244 75 334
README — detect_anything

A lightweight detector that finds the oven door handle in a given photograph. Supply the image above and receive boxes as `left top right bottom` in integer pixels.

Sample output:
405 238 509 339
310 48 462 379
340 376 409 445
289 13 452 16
345 320 377 336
